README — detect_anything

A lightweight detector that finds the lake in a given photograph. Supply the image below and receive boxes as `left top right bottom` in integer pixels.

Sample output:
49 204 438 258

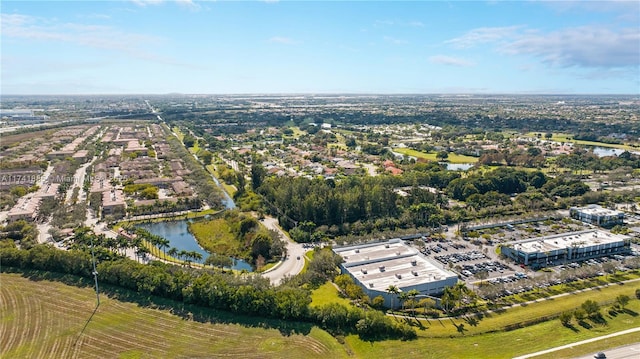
136 219 253 271
591 146 625 158
442 163 475 171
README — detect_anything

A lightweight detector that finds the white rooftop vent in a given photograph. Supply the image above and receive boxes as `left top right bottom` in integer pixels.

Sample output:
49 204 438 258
379 265 386 272
396 251 401 256
362 268 368 274
385 244 390 248
395 273 402 279
411 260 417 266
369 282 374 288
355 249 360 253
412 270 418 276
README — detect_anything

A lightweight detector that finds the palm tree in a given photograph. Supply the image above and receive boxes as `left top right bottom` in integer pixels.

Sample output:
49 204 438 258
407 289 420 315
158 238 170 258
398 292 410 312
179 250 190 266
167 247 178 262
189 251 203 265
386 285 399 311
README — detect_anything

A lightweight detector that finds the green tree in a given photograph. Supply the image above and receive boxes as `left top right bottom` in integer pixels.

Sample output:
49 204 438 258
559 311 573 327
615 294 630 310
386 285 399 310
205 253 233 270
581 299 600 318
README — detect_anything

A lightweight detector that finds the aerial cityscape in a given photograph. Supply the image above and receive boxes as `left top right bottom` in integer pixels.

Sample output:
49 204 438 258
1 1 640 359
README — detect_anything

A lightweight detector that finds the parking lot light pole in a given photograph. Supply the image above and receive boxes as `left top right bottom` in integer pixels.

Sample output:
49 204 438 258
90 237 100 306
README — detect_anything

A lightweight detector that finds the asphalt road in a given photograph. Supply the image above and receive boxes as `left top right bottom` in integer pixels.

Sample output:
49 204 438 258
513 327 640 359
572 343 640 359
260 216 305 285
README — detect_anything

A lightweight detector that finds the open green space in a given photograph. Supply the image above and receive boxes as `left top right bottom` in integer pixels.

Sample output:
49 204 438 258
2 269 639 359
310 282 351 308
345 282 640 358
526 132 636 151
392 147 479 164
0 272 348 359
188 218 243 257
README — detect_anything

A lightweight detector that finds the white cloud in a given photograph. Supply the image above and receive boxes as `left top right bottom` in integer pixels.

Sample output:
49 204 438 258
502 26 640 68
446 24 639 70
0 13 192 67
445 26 522 48
375 20 394 26
383 36 408 45
428 55 475 67
268 36 301 45
131 0 164 6
131 0 200 10
408 21 424 28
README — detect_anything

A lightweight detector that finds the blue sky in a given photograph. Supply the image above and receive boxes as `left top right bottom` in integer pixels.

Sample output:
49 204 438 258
2 0 639 94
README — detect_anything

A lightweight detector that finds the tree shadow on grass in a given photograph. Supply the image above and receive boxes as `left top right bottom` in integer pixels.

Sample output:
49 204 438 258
578 320 592 329
463 315 480 327
10 268 314 337
562 323 580 333
623 308 638 317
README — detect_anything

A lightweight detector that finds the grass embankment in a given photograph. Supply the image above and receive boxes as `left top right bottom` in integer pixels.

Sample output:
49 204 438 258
188 219 244 258
392 147 479 164
345 280 640 358
0 272 348 359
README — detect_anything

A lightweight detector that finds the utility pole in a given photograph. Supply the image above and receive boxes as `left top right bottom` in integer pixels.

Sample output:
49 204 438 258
90 237 100 306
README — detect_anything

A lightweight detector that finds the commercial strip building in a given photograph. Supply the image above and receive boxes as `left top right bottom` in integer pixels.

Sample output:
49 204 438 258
333 238 458 309
501 229 631 269
569 204 624 228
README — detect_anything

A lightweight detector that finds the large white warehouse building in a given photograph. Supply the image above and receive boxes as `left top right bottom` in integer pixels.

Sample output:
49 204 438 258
333 238 458 309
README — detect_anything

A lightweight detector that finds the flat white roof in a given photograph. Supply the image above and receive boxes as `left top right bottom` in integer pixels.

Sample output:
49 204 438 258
335 239 414 266
573 205 624 217
512 230 628 254
334 239 457 291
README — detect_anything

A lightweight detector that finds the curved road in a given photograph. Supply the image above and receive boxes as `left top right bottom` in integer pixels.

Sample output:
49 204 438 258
260 216 305 285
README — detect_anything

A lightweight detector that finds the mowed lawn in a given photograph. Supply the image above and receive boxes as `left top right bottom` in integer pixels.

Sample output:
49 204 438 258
310 282 351 308
345 280 640 359
392 147 479 164
0 272 349 359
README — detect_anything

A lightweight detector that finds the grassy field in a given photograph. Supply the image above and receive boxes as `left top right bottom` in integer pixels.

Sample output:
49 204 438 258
392 147 479 164
188 218 243 257
0 272 348 359
526 132 637 151
345 282 640 358
310 282 351 308
2 271 639 359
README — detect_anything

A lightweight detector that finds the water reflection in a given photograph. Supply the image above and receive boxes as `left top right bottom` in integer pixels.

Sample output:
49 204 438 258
136 219 253 271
